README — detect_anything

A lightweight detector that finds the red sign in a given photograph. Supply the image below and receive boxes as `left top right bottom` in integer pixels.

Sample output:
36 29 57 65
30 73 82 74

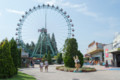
105 49 109 57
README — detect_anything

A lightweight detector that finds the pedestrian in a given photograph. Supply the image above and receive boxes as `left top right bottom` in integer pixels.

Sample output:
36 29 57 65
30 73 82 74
44 59 48 72
40 60 44 72
105 60 109 67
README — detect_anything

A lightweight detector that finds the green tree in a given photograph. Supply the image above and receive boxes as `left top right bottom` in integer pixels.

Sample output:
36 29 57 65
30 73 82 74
51 33 58 54
47 52 52 64
9 38 19 74
43 53 47 58
0 39 16 78
42 53 47 62
63 38 84 67
57 53 63 64
18 48 21 68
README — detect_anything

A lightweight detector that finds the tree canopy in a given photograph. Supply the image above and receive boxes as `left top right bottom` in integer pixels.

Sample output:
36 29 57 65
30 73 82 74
0 39 16 78
63 38 84 67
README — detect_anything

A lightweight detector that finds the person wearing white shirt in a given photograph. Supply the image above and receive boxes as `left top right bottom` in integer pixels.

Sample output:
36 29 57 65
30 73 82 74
44 60 48 72
40 61 44 72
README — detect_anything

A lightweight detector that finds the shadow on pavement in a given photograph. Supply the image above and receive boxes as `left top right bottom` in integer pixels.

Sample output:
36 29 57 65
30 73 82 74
72 78 79 80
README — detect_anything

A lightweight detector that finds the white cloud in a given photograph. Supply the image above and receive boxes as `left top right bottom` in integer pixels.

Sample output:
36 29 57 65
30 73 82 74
35 0 98 18
46 0 56 5
36 0 56 5
35 0 120 27
62 2 98 18
83 11 98 18
6 9 24 15
74 3 98 18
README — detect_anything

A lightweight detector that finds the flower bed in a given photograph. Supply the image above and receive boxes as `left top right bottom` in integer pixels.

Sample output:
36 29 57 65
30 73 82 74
56 66 96 72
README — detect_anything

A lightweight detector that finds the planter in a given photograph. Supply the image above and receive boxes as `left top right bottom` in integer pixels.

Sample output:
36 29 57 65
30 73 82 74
56 66 96 72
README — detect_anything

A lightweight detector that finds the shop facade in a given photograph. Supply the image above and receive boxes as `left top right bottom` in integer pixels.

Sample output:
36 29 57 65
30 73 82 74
86 41 105 64
104 44 113 66
21 49 29 68
108 34 120 67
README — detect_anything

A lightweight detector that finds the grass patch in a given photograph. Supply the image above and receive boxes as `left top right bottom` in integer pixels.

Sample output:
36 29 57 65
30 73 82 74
0 71 36 80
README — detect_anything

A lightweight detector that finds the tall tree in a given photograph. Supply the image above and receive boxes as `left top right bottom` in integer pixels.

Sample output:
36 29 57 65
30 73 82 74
63 38 84 67
9 38 19 74
51 33 58 54
0 39 16 78
47 52 52 64
57 53 63 64
30 41 35 57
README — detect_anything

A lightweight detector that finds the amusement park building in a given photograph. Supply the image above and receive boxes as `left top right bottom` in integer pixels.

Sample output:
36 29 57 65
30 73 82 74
21 49 29 67
103 43 113 66
86 41 105 64
105 33 120 67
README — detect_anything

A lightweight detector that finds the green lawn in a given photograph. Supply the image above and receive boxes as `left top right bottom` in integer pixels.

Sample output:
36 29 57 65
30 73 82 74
0 71 36 80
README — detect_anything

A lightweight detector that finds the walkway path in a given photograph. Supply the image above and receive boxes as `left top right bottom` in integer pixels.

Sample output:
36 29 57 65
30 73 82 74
20 64 120 80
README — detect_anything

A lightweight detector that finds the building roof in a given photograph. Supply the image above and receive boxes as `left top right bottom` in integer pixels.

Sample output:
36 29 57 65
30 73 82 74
88 41 95 47
88 41 106 48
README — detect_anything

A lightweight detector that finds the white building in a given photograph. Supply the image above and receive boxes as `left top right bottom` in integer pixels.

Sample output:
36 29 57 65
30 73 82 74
108 33 120 67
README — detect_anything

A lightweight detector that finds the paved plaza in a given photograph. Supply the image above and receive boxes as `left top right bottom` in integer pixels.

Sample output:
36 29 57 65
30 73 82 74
20 64 120 80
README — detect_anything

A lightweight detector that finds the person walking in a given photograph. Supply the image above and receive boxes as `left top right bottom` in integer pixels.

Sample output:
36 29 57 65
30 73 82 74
105 60 109 67
40 60 44 72
44 59 48 72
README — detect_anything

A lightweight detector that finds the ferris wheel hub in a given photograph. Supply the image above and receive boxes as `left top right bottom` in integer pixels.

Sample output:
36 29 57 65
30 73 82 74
38 28 47 33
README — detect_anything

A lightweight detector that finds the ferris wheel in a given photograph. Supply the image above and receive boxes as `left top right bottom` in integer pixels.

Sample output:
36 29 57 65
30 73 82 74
16 4 75 58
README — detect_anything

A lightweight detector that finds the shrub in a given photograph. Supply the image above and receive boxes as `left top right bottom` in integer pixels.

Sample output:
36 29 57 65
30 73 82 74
0 39 16 78
57 53 63 64
9 38 19 74
63 38 84 67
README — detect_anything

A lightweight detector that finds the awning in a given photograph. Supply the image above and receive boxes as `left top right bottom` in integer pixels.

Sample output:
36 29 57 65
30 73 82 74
108 48 120 53
87 49 103 55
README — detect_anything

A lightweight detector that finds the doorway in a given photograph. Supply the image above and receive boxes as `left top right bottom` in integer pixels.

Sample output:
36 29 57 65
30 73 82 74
116 54 120 67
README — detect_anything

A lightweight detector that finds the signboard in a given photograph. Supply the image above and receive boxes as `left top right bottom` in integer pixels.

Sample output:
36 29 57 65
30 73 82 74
105 49 109 57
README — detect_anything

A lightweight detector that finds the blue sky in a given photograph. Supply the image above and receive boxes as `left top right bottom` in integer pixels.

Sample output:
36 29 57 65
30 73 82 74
0 0 120 54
